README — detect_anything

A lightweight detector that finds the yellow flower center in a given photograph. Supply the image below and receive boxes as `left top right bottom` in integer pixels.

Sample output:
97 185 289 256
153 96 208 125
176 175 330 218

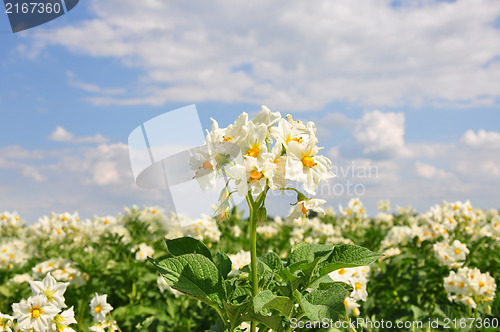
104 219 109 225
302 156 315 168
31 307 42 319
454 249 460 254
202 161 213 170
223 136 233 142
453 205 459 210
338 268 346 275
249 170 263 181
458 282 465 288
448 281 454 285
62 216 67 221
152 209 157 214
246 147 260 158
479 282 485 287
1 215 6 220
347 210 351 215
301 202 308 214
94 305 102 313
354 283 362 290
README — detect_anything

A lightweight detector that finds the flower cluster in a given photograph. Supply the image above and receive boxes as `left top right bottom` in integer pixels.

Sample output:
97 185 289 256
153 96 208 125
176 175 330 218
131 243 154 261
433 240 469 268
0 211 23 237
0 239 30 270
329 266 370 316
10 273 76 332
189 106 334 220
32 259 88 286
444 267 496 309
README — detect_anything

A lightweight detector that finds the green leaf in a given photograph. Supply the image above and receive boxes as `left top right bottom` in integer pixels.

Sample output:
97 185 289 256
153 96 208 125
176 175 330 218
259 252 284 274
215 249 232 279
241 260 274 289
295 283 350 321
223 300 250 330
149 254 226 307
318 244 382 277
205 318 226 332
288 243 332 266
165 236 213 261
242 310 284 332
253 290 294 318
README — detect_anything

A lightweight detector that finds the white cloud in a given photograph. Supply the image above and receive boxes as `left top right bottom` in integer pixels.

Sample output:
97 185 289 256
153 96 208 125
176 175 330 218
28 0 500 110
354 110 406 157
415 161 451 179
67 71 125 95
48 126 109 144
461 129 500 149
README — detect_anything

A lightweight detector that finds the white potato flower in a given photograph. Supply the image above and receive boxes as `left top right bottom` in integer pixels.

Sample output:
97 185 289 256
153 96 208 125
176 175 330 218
49 307 77 332
287 198 327 221
228 250 251 275
89 293 113 322
12 294 60 332
285 139 334 195
29 272 69 310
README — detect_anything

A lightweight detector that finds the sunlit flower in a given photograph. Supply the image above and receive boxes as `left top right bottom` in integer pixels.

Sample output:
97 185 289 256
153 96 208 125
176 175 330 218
12 294 60 332
89 293 113 322
285 139 334 195
288 198 327 220
29 272 69 309
50 307 77 332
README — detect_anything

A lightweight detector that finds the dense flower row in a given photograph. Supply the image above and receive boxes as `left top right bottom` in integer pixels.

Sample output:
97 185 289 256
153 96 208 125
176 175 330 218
1 197 499 330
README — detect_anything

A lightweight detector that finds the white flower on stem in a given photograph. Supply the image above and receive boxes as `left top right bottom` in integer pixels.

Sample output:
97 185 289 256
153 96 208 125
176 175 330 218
228 250 251 275
344 297 360 316
251 106 281 128
207 113 248 146
0 312 15 332
270 114 316 148
286 139 334 195
89 293 113 322
133 243 154 261
268 144 287 190
288 198 327 220
29 272 69 310
188 145 217 192
89 318 119 332
50 307 77 332
12 294 60 332
240 122 268 160
241 155 276 196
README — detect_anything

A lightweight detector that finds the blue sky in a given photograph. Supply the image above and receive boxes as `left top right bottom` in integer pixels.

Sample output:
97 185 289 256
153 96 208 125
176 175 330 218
1 0 500 223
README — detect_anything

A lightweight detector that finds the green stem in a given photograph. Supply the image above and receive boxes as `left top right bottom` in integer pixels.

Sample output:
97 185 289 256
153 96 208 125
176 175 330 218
346 314 357 332
247 193 258 332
